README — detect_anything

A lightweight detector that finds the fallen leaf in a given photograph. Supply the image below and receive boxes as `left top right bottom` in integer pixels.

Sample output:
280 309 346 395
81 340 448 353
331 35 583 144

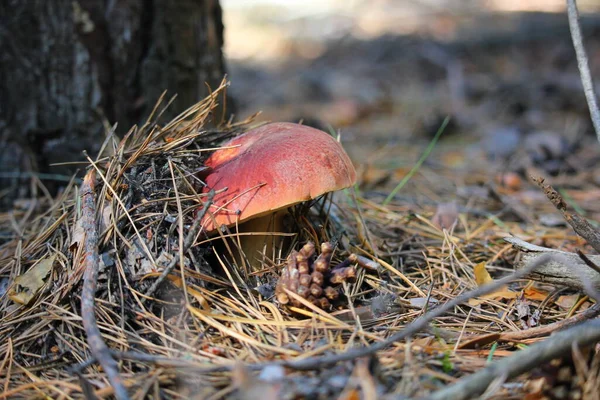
555 294 579 309
523 287 549 302
9 254 56 305
524 377 546 400
474 262 493 286
469 262 518 306
516 298 532 329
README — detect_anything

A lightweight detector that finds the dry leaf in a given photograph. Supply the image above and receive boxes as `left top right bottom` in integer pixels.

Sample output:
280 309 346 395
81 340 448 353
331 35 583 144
9 254 56 305
474 262 493 286
523 287 549 302
524 377 547 400
469 262 518 305
555 294 579 309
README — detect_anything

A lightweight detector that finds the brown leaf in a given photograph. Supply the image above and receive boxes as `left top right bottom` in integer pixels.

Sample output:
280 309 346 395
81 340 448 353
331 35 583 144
523 287 549 302
555 294 580 309
9 254 56 305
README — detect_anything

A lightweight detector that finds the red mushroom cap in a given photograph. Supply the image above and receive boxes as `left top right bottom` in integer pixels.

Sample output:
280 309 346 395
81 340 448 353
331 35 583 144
201 122 356 231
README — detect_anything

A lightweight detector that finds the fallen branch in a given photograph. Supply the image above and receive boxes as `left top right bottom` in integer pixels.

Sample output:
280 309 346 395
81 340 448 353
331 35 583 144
80 170 130 400
567 0 600 142
506 237 600 290
142 189 215 301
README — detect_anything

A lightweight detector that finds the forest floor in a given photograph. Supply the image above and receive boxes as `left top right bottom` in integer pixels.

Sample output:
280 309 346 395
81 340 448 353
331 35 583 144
2 7 600 400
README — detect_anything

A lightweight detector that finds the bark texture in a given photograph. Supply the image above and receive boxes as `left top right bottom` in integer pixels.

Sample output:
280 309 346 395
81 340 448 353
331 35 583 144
0 0 226 207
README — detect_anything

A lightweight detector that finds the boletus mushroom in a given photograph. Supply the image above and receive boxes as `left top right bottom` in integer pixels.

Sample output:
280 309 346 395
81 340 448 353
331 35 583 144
200 122 356 268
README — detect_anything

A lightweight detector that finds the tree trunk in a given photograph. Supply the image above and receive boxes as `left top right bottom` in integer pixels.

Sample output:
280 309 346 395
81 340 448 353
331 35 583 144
0 0 227 207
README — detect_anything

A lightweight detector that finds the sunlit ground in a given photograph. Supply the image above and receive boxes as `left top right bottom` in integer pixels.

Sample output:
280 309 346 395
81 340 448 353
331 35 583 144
221 0 600 63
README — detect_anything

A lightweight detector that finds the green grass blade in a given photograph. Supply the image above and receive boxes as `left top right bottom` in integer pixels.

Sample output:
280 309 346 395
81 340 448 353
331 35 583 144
383 116 450 206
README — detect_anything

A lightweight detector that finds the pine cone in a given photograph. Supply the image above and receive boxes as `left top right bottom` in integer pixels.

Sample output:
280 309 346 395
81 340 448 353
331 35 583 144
275 242 358 310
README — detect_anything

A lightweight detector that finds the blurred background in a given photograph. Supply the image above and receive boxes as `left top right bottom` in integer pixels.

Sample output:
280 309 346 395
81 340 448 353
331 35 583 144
221 0 600 196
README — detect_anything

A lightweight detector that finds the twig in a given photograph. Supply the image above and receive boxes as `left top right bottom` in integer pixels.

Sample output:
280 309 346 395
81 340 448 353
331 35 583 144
576 249 600 275
566 0 600 142
142 190 215 301
80 170 130 400
533 176 600 253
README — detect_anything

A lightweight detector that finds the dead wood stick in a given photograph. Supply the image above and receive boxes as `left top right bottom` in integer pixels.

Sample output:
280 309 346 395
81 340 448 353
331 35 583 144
533 176 600 253
506 237 600 290
142 189 215 301
426 319 600 400
80 171 130 400
567 0 600 142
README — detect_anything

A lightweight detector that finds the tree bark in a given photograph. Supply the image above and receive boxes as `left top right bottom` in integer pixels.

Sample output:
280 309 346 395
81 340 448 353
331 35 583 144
0 0 227 207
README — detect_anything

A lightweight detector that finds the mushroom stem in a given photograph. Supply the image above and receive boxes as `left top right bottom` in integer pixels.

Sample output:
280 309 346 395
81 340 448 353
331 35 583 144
232 210 288 270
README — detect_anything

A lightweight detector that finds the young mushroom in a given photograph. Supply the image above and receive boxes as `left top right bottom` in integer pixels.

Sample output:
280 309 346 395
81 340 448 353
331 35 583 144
200 122 356 269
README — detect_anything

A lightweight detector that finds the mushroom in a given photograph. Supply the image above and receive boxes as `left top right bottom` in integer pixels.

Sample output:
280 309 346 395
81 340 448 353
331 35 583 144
200 122 356 268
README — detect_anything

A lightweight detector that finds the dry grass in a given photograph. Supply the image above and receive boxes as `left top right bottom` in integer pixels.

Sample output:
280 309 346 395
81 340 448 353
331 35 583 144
0 81 598 399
